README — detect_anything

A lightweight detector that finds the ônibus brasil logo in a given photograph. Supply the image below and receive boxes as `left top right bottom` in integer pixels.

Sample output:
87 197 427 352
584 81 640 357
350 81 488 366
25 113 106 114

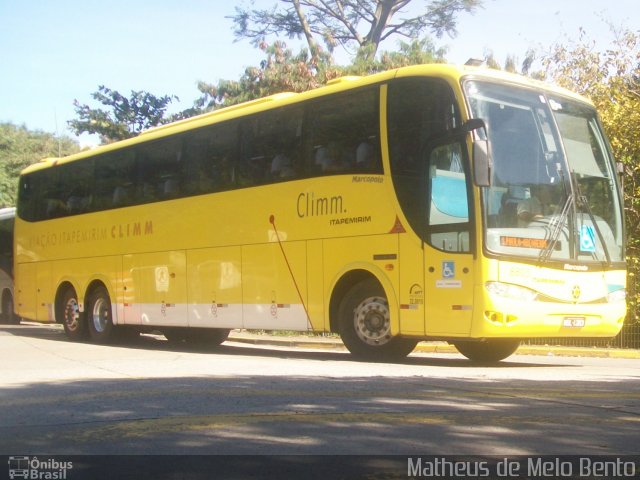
8 456 73 479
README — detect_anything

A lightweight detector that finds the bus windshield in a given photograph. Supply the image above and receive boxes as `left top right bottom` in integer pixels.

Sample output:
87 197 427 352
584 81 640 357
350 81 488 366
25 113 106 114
464 80 624 265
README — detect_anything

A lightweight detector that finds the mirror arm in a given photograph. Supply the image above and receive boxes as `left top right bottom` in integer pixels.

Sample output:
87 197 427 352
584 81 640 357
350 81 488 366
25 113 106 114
462 118 492 187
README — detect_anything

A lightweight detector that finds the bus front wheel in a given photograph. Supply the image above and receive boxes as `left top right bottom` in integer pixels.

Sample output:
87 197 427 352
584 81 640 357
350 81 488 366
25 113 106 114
453 339 520 363
338 278 417 361
86 286 115 344
60 288 87 341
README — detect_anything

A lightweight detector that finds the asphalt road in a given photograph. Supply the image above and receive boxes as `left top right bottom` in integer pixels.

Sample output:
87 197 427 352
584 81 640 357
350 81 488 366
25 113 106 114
1 323 639 458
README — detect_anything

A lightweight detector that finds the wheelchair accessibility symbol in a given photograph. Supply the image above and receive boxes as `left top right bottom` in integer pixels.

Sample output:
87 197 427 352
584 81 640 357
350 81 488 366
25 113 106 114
442 261 455 279
580 225 596 253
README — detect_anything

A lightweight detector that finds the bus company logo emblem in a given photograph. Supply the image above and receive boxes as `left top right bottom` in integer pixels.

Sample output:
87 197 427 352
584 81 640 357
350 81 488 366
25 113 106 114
571 285 581 301
409 283 424 305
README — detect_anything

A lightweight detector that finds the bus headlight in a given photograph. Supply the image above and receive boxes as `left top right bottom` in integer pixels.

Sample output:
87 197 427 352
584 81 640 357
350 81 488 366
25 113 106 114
607 289 626 303
485 281 538 302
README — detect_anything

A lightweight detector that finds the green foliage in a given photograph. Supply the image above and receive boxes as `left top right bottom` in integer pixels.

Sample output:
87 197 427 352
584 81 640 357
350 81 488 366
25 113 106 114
193 41 341 110
346 37 447 75
68 85 179 143
0 123 79 206
537 26 640 337
194 37 445 111
228 0 482 62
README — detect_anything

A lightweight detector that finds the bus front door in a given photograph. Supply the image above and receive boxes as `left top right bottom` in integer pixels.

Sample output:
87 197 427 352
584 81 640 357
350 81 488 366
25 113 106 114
422 145 474 336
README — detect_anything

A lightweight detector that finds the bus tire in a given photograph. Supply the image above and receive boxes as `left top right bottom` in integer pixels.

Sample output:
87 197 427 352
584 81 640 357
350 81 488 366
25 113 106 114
59 287 87 341
86 286 115 344
338 278 417 361
453 339 520 363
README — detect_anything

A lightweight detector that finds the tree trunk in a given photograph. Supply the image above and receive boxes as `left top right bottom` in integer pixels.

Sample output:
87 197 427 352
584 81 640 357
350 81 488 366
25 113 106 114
293 0 321 62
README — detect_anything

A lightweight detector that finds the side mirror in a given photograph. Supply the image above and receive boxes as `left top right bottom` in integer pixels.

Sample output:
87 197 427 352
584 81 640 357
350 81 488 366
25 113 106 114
462 118 492 187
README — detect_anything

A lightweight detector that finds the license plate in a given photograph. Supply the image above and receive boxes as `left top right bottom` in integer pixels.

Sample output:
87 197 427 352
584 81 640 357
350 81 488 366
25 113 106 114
563 316 586 328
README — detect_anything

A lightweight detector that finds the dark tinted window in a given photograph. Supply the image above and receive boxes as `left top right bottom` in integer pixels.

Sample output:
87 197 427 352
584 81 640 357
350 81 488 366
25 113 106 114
18 85 384 222
388 78 459 176
306 87 381 175
387 78 462 239
182 121 238 195
238 107 303 187
0 212 14 276
95 150 136 209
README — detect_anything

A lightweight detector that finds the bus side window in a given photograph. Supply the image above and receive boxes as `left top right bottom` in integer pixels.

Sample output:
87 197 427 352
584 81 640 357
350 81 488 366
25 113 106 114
427 142 471 253
304 87 381 177
238 107 302 187
95 150 136 210
41 160 94 218
137 137 183 201
18 175 40 222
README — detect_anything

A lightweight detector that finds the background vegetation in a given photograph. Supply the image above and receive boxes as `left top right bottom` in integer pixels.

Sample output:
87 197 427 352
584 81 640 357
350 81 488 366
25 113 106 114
2 0 637 344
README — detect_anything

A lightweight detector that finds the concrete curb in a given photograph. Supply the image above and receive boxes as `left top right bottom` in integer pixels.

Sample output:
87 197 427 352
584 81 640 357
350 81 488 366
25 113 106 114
228 332 640 359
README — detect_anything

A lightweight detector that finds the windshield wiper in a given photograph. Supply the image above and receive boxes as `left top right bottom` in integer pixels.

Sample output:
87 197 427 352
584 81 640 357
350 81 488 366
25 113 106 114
575 183 612 266
538 177 612 266
538 192 572 264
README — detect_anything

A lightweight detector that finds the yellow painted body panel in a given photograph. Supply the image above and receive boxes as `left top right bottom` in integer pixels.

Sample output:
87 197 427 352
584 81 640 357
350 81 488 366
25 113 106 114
186 246 242 328
468 260 626 339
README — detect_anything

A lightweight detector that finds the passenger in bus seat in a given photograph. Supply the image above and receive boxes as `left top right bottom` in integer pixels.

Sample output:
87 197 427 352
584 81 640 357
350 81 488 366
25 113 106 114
319 141 349 172
356 141 375 170
112 186 129 207
66 196 80 213
314 146 330 172
46 199 67 218
163 178 180 198
270 154 294 179
140 182 157 202
67 195 90 213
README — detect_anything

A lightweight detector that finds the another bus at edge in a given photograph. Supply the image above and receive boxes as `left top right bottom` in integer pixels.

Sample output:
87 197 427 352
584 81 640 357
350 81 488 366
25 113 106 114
14 63 626 362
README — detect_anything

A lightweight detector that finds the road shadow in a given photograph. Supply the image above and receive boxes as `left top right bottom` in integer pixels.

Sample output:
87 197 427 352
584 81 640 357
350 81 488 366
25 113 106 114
1 372 639 457
1 323 562 369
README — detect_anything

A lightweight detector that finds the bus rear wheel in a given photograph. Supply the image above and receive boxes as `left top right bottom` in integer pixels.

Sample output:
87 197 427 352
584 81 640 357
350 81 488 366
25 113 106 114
453 339 520 363
86 286 115 344
60 288 86 341
339 278 417 361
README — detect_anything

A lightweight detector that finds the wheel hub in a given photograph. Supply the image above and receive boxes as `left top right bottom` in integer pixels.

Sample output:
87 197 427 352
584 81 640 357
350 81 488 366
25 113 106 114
353 296 392 346
92 297 110 333
64 299 80 329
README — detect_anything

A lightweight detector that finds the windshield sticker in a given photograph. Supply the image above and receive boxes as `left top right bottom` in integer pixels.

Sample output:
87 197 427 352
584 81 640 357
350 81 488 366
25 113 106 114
437 261 461 288
580 225 596 253
442 261 455 278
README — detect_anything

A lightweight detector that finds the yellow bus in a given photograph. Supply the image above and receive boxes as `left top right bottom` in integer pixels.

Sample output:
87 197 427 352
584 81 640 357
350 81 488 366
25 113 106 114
14 64 626 361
